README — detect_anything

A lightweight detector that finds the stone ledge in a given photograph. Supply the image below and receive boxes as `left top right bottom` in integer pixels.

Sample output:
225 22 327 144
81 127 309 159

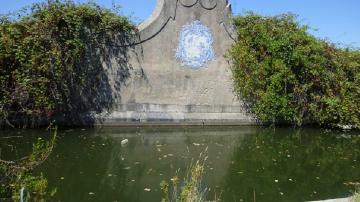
113 103 246 113
95 110 257 126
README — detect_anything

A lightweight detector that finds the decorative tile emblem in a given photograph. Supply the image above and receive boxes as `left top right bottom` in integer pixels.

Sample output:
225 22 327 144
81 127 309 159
175 21 215 69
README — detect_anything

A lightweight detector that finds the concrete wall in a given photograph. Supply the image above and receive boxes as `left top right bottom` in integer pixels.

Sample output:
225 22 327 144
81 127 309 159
96 0 256 125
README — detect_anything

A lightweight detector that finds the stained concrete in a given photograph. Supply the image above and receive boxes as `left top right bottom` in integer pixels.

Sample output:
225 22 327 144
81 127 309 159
95 0 256 125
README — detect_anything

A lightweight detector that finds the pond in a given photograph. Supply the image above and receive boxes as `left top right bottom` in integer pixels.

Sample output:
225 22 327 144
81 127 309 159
1 126 360 202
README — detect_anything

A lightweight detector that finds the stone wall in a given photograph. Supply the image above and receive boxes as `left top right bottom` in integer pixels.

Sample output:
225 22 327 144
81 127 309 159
95 0 256 125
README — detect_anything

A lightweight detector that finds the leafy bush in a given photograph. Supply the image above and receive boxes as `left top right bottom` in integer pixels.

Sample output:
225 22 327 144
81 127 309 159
0 0 134 127
228 13 360 128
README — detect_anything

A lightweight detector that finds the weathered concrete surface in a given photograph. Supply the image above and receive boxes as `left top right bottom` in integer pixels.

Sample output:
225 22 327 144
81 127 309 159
95 0 256 125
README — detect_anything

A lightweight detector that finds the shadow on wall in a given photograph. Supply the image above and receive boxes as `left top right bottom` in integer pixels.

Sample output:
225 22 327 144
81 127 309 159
0 29 144 128
56 32 135 127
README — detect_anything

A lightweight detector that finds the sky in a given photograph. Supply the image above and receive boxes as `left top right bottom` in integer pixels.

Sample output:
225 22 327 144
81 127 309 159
0 0 359 47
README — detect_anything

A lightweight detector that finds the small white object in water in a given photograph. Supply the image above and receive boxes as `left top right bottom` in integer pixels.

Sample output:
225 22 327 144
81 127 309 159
121 139 129 146
144 188 151 192
274 179 279 183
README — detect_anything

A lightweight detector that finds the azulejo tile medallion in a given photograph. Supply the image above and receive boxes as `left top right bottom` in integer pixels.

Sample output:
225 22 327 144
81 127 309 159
175 21 216 69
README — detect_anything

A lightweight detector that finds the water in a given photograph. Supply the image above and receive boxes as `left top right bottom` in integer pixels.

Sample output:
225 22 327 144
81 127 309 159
1 126 359 202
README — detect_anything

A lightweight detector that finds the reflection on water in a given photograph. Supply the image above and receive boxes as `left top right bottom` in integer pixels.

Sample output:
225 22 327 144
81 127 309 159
1 127 359 202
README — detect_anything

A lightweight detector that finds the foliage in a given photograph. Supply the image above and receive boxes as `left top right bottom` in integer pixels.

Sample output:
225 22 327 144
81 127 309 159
160 150 210 202
0 126 57 201
0 0 134 127
228 13 360 128
353 193 360 202
352 184 360 202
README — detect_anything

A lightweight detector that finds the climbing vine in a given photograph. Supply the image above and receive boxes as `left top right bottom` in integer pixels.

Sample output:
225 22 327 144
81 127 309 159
228 13 360 129
0 0 134 127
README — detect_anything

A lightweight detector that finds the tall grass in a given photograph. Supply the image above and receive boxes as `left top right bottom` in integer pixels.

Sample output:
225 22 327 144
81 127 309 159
160 149 216 202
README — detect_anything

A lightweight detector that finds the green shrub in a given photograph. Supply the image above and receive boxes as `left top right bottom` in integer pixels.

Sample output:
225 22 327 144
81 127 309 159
228 13 360 128
0 0 134 127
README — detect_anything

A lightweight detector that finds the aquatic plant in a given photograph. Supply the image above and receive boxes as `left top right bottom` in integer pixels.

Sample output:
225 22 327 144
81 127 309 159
160 149 212 202
0 126 57 201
